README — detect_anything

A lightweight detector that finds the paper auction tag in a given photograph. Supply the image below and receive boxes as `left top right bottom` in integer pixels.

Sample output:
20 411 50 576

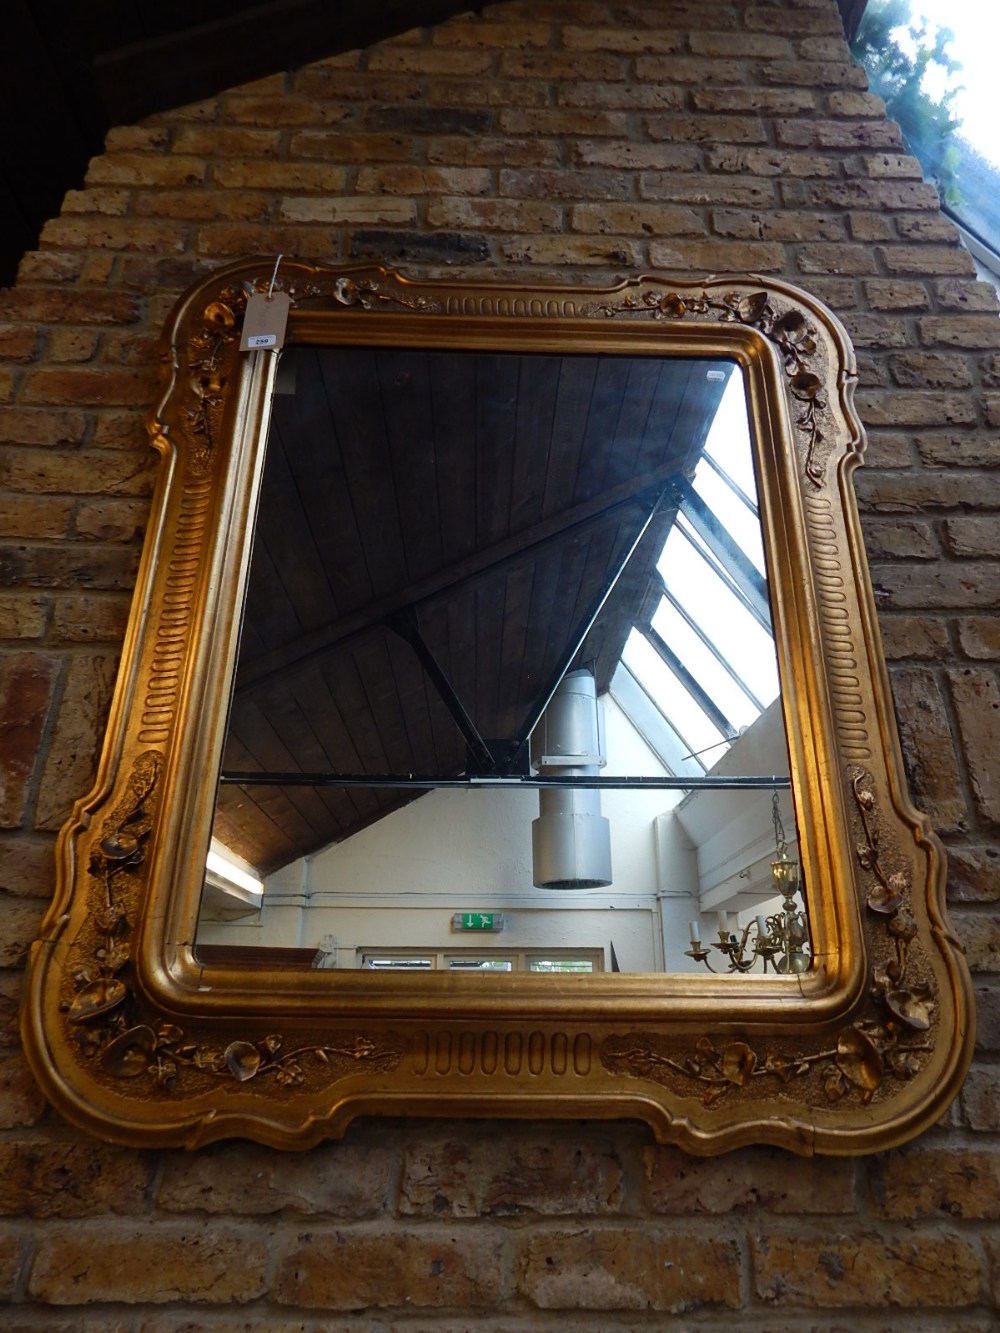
240 291 291 351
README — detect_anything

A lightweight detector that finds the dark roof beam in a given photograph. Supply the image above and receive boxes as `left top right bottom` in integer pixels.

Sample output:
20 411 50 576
91 1 488 124
500 488 672 773
384 606 496 775
235 458 688 697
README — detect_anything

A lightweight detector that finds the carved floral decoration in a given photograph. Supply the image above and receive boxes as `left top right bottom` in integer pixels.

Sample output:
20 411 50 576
295 273 440 313
66 753 401 1093
179 273 831 487
178 286 247 473
178 272 444 472
584 286 830 485
602 769 936 1110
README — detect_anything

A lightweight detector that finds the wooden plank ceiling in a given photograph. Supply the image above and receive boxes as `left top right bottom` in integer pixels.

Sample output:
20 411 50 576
212 345 729 874
4 0 863 284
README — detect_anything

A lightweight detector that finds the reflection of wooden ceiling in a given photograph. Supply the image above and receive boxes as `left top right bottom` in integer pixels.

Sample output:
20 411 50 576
212 346 728 875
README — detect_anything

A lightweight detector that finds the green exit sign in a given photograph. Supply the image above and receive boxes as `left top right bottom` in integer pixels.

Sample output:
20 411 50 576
452 912 504 932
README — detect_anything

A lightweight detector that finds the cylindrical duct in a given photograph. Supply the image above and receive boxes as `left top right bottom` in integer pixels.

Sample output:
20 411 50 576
531 669 612 889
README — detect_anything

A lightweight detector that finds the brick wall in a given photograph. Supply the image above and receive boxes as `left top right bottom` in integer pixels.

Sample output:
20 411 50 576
2 0 999 1324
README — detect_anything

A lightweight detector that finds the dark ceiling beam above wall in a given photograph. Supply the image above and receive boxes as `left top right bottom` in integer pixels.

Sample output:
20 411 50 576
0 0 484 285
234 458 689 697
2 0 865 287
92 0 488 125
1 0 105 284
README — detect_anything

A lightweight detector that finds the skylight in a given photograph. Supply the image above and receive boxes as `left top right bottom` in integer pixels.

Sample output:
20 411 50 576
609 369 781 775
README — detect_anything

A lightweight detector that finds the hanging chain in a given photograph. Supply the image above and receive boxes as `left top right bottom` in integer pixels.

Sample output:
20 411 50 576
772 789 787 859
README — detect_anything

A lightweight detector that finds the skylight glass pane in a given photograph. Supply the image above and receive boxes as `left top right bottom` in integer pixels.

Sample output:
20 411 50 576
658 529 780 708
622 629 728 763
651 598 761 730
703 371 756 495
673 511 770 632
691 462 767 577
608 663 707 777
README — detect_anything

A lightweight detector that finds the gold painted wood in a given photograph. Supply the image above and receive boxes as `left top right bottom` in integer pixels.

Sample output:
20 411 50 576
22 261 974 1152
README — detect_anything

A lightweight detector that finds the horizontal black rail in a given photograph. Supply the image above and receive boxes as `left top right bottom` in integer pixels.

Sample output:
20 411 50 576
219 771 791 790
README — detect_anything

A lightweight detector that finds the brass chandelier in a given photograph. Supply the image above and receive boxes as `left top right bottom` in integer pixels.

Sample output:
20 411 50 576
686 792 809 974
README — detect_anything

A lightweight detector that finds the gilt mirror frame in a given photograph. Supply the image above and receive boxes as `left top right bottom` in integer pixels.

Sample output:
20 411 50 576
23 259 974 1153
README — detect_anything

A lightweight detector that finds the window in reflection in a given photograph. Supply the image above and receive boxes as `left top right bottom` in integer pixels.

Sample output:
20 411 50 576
356 950 602 973
196 348 805 975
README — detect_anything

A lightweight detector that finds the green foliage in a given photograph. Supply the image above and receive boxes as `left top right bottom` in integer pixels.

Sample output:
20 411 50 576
851 0 965 203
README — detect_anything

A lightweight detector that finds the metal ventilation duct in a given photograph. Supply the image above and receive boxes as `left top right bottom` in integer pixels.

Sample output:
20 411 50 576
531 670 612 890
